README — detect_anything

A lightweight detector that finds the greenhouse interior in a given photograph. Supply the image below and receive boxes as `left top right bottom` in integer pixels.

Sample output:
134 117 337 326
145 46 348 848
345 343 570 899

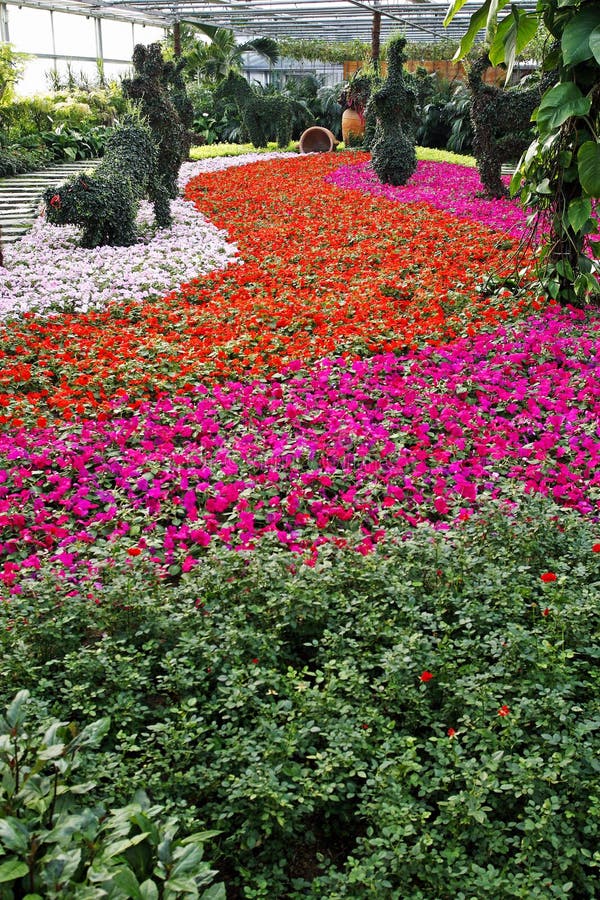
0 0 599 897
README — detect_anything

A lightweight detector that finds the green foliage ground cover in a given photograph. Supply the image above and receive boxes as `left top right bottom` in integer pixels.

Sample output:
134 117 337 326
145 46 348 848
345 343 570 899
1 494 599 898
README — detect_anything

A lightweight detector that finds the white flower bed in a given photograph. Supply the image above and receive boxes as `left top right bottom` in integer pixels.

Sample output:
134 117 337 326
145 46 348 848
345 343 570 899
0 152 290 319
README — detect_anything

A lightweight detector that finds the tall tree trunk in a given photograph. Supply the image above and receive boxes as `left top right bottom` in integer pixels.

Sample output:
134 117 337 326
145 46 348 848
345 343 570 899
372 9 381 74
173 21 181 58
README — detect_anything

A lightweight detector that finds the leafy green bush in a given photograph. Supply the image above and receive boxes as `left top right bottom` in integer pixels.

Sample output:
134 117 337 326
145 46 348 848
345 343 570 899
0 144 52 177
1 493 599 897
0 691 224 898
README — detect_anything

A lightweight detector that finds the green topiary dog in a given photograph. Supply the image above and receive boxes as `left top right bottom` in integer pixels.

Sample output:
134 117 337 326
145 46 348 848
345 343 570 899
43 120 171 248
215 72 292 149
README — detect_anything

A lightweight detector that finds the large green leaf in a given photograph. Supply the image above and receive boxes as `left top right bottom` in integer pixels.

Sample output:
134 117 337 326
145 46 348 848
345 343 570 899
535 82 591 133
451 0 511 59
0 858 29 883
489 8 538 75
568 197 592 232
444 0 471 27
561 6 600 65
590 24 600 64
578 141 600 197
113 868 143 899
5 691 30 729
0 818 29 853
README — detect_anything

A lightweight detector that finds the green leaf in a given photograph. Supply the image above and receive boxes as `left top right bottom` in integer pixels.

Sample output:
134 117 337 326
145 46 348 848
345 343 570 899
201 884 227 900
139 881 160 900
535 83 591 133
113 867 143 899
102 832 150 860
170 844 205 877
562 6 600 65
578 141 600 197
591 25 600 64
0 858 29 883
5 691 30 729
68 717 111 752
489 9 538 78
451 0 510 60
568 197 592 232
444 0 471 27
0 817 29 853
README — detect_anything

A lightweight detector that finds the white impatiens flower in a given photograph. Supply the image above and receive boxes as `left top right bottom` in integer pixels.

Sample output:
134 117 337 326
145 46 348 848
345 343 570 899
0 152 291 320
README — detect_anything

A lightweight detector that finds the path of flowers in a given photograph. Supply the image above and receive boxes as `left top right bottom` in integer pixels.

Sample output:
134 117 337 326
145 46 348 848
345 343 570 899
0 152 539 427
2 151 599 590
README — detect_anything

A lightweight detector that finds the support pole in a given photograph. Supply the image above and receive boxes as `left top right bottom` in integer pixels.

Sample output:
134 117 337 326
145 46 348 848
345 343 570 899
173 20 181 58
0 3 9 43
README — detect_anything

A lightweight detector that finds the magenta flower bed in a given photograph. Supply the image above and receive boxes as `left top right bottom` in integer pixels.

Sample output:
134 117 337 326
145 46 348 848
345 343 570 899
1 305 599 587
327 159 529 238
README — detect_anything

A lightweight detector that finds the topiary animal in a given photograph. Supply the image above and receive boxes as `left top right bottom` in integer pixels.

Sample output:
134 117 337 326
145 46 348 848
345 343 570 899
43 120 170 248
162 57 194 160
122 43 186 199
369 36 418 186
468 53 557 199
215 72 292 149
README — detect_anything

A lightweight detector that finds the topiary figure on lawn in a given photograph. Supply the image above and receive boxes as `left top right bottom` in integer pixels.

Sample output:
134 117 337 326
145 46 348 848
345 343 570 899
215 72 292 149
122 42 186 199
43 120 170 248
162 57 194 160
369 36 417 186
468 53 557 199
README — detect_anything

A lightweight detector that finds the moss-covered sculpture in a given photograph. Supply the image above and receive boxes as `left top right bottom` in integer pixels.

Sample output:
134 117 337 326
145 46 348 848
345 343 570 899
162 58 194 160
122 43 186 199
468 53 557 199
215 72 292 149
369 36 417 186
43 120 170 248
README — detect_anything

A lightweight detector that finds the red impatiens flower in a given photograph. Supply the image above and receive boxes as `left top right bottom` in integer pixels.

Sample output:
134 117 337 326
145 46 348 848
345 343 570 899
593 543 600 553
419 670 434 683
49 193 61 208
251 658 259 664
447 727 457 738
498 705 510 717
540 572 557 583
542 607 550 617
126 547 142 556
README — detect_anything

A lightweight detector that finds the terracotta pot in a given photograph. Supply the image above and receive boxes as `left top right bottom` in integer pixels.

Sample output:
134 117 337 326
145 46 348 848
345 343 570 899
299 126 338 154
342 108 365 146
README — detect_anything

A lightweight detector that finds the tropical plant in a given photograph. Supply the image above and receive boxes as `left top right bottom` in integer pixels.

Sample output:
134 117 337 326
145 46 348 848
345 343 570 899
183 25 279 84
445 0 600 306
0 691 224 899
0 44 27 105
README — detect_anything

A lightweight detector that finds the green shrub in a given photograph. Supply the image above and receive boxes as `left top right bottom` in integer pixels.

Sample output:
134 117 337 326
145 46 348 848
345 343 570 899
43 119 170 247
1 493 599 897
370 36 418 186
0 691 224 899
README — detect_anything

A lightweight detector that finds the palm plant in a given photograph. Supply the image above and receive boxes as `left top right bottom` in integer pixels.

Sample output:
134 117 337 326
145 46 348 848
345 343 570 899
183 25 279 84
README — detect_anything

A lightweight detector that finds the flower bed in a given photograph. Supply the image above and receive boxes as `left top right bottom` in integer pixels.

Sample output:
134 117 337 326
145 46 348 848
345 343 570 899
1 150 599 899
0 152 540 427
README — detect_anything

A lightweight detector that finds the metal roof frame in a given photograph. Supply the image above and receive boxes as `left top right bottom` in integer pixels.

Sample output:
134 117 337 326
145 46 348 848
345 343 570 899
3 0 538 45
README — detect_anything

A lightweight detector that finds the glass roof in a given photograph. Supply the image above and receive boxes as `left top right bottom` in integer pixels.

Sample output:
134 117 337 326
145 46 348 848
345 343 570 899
6 0 538 43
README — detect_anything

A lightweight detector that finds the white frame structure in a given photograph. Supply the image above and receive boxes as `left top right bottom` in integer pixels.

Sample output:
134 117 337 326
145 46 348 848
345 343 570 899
2 0 538 47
